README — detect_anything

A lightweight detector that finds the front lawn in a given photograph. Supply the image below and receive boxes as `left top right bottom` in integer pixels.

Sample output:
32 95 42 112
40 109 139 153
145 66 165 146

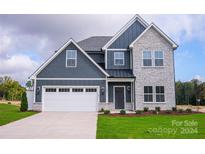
0 104 38 126
97 114 205 139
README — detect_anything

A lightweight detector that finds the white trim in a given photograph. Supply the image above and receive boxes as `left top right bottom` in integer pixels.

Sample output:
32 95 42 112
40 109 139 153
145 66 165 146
102 14 149 50
105 77 108 104
33 78 36 103
65 50 77 68
105 49 107 69
107 78 135 82
143 102 166 104
113 86 126 109
129 23 178 49
114 52 125 66
41 85 100 111
36 78 106 80
30 38 109 79
107 49 129 51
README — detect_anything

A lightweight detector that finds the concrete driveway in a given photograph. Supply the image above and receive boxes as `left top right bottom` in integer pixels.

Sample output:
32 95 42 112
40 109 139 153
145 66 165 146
0 112 97 139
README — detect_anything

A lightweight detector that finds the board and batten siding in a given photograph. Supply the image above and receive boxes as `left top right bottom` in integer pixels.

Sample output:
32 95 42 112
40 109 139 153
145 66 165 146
87 52 105 64
37 42 106 78
107 50 130 69
108 20 146 49
35 80 106 103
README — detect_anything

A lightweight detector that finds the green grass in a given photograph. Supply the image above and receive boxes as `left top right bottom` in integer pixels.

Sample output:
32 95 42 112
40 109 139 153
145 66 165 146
97 114 205 139
0 104 38 126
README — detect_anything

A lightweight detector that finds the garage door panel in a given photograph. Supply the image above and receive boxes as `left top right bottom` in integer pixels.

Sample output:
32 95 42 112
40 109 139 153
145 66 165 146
43 87 98 111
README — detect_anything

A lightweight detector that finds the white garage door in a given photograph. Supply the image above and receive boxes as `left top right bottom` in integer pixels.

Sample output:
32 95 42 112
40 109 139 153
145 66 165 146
43 87 98 111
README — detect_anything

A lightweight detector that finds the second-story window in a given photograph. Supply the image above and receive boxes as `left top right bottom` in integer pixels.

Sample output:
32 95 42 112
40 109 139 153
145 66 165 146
155 51 164 66
114 52 124 66
143 51 152 66
66 50 77 67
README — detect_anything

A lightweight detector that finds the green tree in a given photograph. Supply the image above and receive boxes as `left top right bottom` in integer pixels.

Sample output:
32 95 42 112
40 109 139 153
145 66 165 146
20 92 28 112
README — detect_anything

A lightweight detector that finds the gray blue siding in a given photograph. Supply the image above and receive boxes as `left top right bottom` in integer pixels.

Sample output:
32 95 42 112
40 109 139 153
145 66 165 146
37 43 106 78
108 20 146 49
108 82 131 102
87 52 104 64
107 50 130 69
35 80 106 102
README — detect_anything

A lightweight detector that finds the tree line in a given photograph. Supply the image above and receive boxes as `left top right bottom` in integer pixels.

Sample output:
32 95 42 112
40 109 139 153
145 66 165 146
0 76 25 101
176 79 205 105
0 76 205 105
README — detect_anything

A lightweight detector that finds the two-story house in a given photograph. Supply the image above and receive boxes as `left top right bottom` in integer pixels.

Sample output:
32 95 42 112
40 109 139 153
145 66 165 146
29 15 178 111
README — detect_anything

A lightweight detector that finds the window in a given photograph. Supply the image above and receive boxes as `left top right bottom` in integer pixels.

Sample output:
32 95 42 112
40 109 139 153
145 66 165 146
59 88 70 92
86 88 97 92
143 51 152 66
155 51 164 66
72 88 83 92
45 88 56 92
156 86 165 102
144 86 153 102
66 50 77 67
114 52 124 65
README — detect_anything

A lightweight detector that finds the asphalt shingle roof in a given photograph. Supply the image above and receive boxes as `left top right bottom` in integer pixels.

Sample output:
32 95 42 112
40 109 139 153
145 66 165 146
106 69 135 78
78 36 112 51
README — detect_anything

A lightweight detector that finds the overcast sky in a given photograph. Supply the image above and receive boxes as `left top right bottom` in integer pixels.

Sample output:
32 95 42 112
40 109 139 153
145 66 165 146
0 14 205 85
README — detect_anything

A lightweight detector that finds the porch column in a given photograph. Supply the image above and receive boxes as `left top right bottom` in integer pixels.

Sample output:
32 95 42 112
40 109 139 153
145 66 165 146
106 78 108 104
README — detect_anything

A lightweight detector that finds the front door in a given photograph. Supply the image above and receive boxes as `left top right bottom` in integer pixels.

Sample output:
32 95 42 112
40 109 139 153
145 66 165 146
114 86 125 109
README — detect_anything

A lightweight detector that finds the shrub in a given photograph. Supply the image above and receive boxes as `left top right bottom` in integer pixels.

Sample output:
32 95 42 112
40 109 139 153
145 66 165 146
152 110 157 114
135 110 142 114
186 108 192 113
120 110 126 115
20 92 28 112
178 109 183 113
165 110 172 114
104 110 110 114
99 108 104 112
172 107 177 112
7 102 11 105
155 107 161 112
143 107 149 112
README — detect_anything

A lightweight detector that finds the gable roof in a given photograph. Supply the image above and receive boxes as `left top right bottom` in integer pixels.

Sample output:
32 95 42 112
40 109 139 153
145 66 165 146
29 38 110 79
129 23 178 49
78 36 112 52
102 14 149 50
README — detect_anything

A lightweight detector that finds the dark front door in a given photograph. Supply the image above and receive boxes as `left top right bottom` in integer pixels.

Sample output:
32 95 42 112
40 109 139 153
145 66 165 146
115 87 125 109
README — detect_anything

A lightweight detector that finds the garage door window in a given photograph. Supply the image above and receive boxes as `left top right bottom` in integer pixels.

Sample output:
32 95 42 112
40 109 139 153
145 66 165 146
72 88 83 92
45 88 56 92
59 88 70 92
86 88 97 92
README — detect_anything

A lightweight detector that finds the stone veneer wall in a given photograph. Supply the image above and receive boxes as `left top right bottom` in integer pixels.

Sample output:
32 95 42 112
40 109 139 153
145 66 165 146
132 27 176 110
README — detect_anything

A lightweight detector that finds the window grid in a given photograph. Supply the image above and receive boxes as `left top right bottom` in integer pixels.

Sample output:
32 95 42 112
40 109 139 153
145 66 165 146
59 88 70 92
85 88 97 92
143 51 152 66
114 52 124 66
144 86 153 102
72 88 84 92
142 51 164 67
45 88 56 92
66 50 77 67
156 86 165 102
154 51 164 66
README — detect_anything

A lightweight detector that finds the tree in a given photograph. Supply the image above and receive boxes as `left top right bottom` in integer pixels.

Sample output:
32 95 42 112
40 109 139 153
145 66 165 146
20 92 28 112
0 76 25 101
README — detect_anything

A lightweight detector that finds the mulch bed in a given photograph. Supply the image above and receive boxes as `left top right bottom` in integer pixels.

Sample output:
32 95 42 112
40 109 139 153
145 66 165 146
101 111 204 117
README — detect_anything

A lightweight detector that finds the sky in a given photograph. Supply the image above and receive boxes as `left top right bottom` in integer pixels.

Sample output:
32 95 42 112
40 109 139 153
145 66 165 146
0 14 205 85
